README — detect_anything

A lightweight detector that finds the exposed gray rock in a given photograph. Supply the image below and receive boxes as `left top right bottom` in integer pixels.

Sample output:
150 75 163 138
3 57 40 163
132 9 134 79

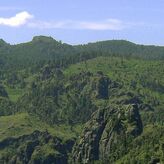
72 104 143 163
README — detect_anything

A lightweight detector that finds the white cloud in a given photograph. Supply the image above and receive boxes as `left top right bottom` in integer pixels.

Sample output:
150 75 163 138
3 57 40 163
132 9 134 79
78 19 124 30
28 19 126 31
0 11 140 30
0 11 33 27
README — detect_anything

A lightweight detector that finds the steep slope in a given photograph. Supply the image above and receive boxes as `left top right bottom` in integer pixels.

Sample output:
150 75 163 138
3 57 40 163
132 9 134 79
0 41 163 164
72 103 143 163
0 36 76 70
17 71 110 124
0 130 73 164
117 125 164 164
0 113 81 163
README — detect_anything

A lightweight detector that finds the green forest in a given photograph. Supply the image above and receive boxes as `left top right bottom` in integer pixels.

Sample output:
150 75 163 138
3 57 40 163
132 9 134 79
0 36 164 164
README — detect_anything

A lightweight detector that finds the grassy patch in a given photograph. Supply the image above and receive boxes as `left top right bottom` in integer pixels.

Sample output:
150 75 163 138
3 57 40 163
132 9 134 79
5 86 23 102
0 113 83 141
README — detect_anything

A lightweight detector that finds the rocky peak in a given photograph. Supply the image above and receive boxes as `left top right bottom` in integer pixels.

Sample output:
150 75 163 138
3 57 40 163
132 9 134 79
72 103 143 163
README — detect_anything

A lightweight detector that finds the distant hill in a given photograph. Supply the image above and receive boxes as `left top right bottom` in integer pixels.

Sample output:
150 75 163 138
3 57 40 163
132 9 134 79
76 40 164 60
0 36 76 70
0 36 164 71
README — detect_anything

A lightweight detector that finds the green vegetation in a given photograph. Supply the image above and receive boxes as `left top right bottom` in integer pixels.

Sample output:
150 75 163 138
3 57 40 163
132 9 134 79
5 86 23 102
0 113 82 141
0 36 163 163
117 125 164 164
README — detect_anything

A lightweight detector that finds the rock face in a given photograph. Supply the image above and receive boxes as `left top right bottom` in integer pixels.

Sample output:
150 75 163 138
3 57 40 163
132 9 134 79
72 108 106 163
0 130 74 164
0 84 8 97
19 71 111 125
94 72 110 99
72 104 143 163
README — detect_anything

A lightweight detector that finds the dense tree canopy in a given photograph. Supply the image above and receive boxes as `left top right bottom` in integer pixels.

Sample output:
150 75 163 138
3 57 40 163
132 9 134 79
0 37 163 163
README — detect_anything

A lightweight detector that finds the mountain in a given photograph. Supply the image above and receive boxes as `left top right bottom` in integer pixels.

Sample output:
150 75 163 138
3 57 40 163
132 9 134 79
0 36 76 71
0 36 164 71
0 37 163 163
76 40 164 60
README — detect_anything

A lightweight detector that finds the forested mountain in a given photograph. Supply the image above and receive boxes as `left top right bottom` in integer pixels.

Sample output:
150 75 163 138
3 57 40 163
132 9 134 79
0 36 163 164
76 40 164 60
0 36 164 71
0 36 76 71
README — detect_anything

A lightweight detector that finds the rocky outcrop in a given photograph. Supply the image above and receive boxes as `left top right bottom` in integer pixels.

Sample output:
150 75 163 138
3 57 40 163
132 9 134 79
0 130 75 164
0 84 8 97
94 72 110 99
72 108 107 163
72 104 143 163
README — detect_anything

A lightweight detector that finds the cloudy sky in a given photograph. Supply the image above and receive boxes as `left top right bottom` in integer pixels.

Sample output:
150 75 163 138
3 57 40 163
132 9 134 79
0 0 164 45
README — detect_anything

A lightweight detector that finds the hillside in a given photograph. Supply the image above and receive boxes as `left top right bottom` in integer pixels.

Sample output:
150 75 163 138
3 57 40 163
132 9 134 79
76 40 164 60
0 37 163 163
0 36 76 71
0 37 164 71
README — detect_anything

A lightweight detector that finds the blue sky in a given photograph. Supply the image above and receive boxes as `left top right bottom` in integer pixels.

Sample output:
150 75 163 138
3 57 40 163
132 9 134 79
0 0 164 45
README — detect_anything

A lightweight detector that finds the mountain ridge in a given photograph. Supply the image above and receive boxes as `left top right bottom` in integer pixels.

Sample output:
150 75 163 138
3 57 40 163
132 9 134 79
0 36 163 74
1 36 164 47
0 35 163 163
